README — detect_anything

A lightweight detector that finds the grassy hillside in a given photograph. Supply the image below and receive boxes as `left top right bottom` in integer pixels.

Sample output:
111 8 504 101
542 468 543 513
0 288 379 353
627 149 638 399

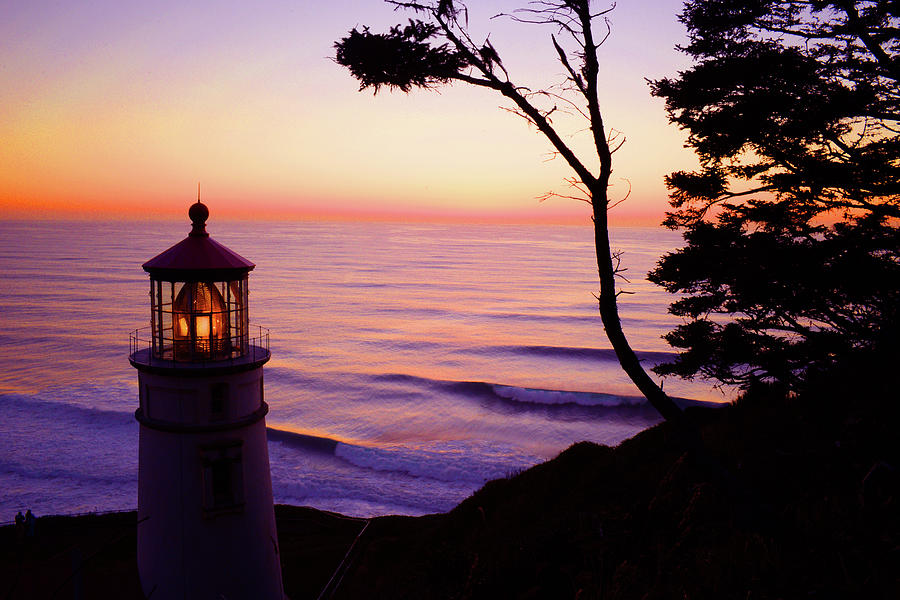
332 375 899 599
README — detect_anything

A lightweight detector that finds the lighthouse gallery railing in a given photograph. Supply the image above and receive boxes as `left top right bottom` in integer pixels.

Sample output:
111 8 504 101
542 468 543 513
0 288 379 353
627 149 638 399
129 325 270 368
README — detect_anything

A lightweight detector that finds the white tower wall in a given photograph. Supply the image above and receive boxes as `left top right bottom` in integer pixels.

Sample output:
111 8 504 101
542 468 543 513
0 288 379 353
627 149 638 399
135 365 283 600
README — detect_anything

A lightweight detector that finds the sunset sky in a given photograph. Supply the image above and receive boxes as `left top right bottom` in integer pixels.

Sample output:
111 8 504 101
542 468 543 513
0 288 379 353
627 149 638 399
1 0 697 224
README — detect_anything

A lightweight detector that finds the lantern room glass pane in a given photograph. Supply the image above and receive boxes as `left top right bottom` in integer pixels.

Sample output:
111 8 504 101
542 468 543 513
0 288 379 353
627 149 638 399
149 276 249 362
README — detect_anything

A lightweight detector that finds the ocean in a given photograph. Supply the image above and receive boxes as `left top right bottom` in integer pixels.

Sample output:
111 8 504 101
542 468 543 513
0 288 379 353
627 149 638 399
0 218 726 520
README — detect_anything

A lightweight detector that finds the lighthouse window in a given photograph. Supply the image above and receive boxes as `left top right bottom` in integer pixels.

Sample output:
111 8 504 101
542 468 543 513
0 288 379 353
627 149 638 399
211 460 232 503
201 443 244 515
210 383 228 421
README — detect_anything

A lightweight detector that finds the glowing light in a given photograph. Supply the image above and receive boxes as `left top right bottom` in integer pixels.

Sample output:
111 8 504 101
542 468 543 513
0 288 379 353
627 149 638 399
177 316 189 337
195 315 210 338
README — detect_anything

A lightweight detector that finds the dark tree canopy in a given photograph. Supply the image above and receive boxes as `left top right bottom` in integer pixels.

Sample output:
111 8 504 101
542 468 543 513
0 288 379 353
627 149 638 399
649 0 900 390
335 22 471 93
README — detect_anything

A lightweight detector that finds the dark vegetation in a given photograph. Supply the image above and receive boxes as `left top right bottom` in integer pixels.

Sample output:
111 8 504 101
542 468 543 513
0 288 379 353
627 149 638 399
331 370 898 599
649 0 900 391
0 506 366 600
0 511 142 600
4 373 897 598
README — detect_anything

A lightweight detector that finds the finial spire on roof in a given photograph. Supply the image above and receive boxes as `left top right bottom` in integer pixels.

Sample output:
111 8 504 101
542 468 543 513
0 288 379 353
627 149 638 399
142 187 254 278
189 188 209 238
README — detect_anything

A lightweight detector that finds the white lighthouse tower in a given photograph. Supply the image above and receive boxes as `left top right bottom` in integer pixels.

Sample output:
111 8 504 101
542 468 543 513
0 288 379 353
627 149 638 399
129 200 284 599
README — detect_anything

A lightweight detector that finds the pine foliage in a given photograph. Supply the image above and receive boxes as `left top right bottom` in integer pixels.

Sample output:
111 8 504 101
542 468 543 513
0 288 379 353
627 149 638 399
649 0 900 389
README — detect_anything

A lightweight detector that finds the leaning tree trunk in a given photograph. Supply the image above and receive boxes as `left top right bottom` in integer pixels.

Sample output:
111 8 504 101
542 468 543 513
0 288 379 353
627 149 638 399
591 183 754 506
590 182 686 423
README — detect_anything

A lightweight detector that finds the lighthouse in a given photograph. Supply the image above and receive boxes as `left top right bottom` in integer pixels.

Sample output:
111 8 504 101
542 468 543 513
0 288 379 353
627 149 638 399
129 200 284 599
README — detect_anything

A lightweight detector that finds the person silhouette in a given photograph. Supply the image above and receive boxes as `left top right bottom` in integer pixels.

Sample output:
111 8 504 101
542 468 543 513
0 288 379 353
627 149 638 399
24 509 35 540
14 511 25 545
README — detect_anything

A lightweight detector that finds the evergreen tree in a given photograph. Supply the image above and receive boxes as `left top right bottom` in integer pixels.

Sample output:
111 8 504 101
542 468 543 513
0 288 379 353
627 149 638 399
649 0 900 389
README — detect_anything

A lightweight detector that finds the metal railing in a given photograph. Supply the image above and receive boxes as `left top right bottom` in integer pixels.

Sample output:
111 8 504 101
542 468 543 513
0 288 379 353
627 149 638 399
129 324 270 368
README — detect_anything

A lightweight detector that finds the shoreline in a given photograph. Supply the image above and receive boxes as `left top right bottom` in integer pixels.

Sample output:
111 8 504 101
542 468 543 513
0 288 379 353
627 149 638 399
3 379 898 598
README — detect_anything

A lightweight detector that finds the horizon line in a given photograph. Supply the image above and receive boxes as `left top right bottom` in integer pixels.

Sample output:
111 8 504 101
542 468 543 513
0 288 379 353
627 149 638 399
0 204 666 227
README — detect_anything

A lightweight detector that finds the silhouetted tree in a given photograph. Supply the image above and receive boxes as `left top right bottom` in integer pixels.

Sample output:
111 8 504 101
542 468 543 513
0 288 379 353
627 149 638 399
335 1 686 422
649 0 900 390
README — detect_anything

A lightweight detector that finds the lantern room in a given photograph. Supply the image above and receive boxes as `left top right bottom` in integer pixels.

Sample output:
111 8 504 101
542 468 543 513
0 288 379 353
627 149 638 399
140 201 256 362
